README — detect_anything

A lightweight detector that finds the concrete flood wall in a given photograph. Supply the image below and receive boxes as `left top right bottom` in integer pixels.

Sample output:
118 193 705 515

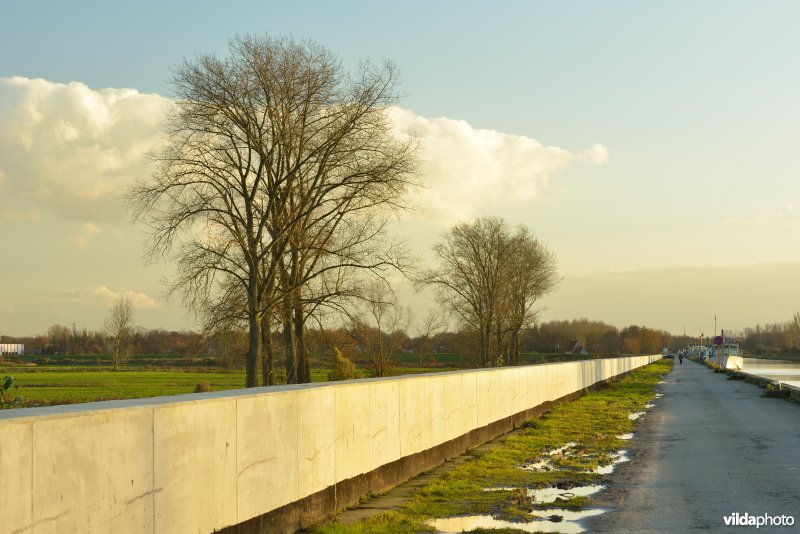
0 355 660 534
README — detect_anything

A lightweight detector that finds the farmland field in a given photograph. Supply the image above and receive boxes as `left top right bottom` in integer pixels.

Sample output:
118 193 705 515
1 351 617 408
0 364 457 407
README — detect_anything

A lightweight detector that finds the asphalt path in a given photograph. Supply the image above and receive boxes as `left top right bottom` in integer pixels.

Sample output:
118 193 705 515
587 358 800 533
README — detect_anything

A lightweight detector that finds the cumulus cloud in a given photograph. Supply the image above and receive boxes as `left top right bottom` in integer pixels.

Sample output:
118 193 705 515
86 285 160 308
0 77 606 230
70 222 102 248
389 107 608 225
37 286 160 309
0 76 172 222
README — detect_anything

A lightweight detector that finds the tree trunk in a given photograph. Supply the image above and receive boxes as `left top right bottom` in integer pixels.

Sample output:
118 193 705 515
246 278 261 388
510 329 520 365
480 324 491 367
282 294 297 384
261 313 274 386
294 298 310 383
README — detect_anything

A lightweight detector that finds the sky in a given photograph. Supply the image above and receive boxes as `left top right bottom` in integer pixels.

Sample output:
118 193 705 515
2 0 800 337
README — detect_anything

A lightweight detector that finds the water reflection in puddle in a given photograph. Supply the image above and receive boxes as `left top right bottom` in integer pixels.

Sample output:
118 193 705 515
520 442 577 471
595 450 630 474
548 442 577 455
521 458 554 471
528 484 604 504
428 508 606 533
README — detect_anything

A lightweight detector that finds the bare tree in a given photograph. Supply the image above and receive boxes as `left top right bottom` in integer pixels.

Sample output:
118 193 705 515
421 217 558 366
502 229 559 364
414 309 445 366
348 279 411 377
421 217 516 366
105 298 134 370
128 35 418 387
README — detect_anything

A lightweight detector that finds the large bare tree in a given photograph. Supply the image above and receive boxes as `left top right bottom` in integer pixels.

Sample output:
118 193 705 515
128 35 418 387
422 217 558 366
501 228 559 364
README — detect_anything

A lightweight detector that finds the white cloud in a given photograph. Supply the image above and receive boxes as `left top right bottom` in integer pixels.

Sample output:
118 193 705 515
0 77 606 231
580 143 610 164
0 76 172 222
389 107 608 225
70 222 102 248
86 285 160 308
34 286 161 310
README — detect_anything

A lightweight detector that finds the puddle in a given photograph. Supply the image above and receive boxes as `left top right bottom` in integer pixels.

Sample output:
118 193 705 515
616 433 634 440
595 450 630 474
521 458 555 471
548 442 577 455
528 484 605 504
520 442 577 471
428 509 606 533
628 412 645 421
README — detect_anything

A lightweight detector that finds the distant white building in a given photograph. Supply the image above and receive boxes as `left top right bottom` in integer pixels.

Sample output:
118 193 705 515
0 343 24 355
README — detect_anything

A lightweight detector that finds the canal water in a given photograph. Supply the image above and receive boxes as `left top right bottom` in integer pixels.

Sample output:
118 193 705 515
742 358 800 388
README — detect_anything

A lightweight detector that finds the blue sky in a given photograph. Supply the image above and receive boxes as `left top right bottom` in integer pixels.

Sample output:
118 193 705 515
2 1 800 336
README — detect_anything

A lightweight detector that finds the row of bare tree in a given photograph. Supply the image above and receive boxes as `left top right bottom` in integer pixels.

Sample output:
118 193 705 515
125 35 560 387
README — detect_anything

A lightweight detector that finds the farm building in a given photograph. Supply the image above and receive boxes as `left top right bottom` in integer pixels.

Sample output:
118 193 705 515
0 343 24 355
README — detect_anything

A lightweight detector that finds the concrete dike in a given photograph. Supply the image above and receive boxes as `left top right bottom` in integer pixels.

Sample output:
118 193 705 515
0 354 660 534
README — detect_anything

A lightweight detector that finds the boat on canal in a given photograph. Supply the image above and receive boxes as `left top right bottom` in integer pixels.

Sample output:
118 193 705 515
709 335 744 371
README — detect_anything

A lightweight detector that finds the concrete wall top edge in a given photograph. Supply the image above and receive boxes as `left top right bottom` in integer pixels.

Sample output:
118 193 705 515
0 355 660 422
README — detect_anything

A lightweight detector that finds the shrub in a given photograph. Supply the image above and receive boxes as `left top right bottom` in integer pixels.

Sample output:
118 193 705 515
1 375 24 409
194 382 212 393
328 347 357 381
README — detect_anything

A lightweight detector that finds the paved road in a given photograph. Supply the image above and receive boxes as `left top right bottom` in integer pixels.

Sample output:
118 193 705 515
588 359 800 533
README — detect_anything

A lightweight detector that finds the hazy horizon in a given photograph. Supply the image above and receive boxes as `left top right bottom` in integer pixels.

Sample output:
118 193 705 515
2 1 800 338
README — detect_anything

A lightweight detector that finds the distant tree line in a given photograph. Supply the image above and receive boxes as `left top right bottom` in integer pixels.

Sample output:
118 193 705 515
17 313 800 371
1 325 204 358
740 313 800 355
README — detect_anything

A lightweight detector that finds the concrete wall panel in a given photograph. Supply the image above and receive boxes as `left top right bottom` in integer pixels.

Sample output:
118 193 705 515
443 374 464 442
424 375 446 449
296 387 335 498
461 372 478 436
2 420 31 534
368 381 400 472
334 383 370 482
33 409 154 534
475 370 492 428
154 399 236 534
398 377 426 457
236 392 299 522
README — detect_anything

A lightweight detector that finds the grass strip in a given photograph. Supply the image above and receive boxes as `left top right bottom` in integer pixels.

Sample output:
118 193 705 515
318 358 672 533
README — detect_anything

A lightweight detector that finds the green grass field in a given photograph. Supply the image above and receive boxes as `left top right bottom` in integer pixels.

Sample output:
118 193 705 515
0 365 459 407
0 350 618 408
